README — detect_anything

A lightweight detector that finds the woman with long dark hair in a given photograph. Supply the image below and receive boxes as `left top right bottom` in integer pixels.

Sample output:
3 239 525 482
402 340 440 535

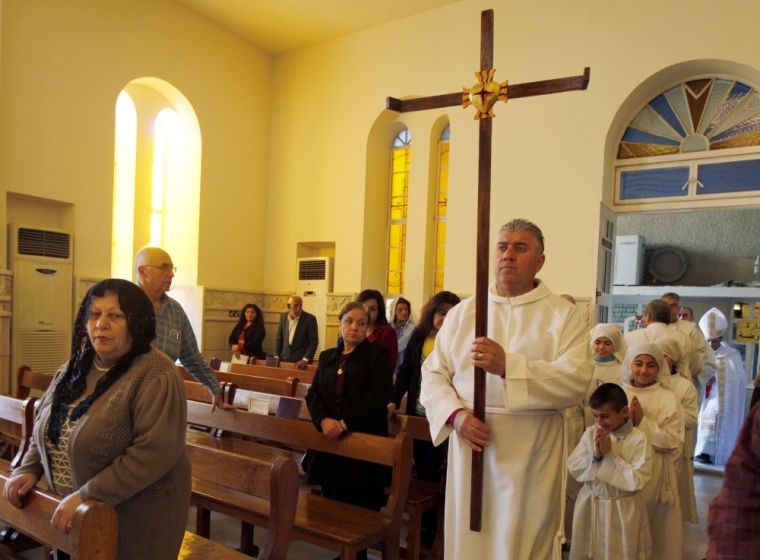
229 303 266 361
4 279 191 559
356 289 398 368
387 290 460 541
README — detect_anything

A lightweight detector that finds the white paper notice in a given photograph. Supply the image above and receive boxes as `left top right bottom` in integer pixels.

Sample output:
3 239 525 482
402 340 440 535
248 397 271 415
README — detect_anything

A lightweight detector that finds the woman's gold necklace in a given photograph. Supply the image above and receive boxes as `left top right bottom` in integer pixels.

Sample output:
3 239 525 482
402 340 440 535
337 351 351 375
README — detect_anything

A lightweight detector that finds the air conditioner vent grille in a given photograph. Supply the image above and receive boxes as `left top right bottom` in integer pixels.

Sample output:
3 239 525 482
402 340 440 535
17 228 70 259
18 331 70 376
298 260 326 281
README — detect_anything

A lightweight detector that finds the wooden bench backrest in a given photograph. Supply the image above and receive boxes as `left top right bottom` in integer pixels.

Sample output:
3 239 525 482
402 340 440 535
279 361 318 374
388 414 433 443
0 463 117 559
186 443 299 560
229 389 304 420
183 380 236 406
16 366 53 400
294 383 309 400
213 372 298 398
0 395 38 470
186 401 412 524
229 363 315 385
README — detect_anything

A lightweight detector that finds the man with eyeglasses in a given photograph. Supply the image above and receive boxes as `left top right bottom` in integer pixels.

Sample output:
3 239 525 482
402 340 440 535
135 247 232 413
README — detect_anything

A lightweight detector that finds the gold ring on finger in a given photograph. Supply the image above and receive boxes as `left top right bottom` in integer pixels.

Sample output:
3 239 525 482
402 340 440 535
478 352 484 360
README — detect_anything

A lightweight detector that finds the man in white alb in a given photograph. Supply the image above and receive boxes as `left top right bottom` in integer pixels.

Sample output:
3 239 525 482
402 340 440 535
421 219 593 559
662 292 716 385
625 299 700 380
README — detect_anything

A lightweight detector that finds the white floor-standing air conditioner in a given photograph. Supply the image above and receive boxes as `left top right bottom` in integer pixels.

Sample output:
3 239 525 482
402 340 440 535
295 257 334 360
9 225 73 391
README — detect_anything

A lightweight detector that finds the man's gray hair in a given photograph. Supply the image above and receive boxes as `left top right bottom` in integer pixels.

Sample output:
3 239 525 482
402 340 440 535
499 219 545 254
661 292 681 302
645 299 672 324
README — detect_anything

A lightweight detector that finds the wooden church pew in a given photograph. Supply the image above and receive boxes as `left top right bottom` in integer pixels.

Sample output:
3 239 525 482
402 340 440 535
0 460 118 560
15 367 53 400
187 441 300 560
388 413 446 560
182 366 300 397
186 401 413 560
229 362 315 385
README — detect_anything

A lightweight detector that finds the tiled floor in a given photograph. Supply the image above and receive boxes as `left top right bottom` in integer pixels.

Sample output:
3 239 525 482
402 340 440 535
18 470 724 559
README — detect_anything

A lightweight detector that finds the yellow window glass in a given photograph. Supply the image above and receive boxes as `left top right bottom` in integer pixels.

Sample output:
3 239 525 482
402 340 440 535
433 126 449 294
387 130 411 295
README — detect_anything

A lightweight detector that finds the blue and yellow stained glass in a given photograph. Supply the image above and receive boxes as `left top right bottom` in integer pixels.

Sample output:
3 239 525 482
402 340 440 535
618 79 760 159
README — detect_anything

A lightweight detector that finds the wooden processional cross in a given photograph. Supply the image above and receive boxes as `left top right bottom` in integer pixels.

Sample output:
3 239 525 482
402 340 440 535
386 9 590 532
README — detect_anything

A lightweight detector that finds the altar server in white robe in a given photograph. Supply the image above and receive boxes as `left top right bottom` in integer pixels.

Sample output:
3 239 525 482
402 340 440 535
652 337 699 523
695 307 747 466
421 219 593 560
568 383 652 560
662 292 716 384
622 343 684 560
625 299 699 380
583 323 627 427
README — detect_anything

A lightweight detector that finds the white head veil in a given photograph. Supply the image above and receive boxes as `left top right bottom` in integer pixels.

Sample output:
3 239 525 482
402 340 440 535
652 337 684 379
621 342 670 388
589 323 627 363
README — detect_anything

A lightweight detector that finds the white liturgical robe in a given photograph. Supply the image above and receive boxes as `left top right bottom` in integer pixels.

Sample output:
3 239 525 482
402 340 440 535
625 322 699 380
421 280 593 560
668 372 699 523
622 381 684 560
695 341 746 465
669 318 716 383
568 421 652 560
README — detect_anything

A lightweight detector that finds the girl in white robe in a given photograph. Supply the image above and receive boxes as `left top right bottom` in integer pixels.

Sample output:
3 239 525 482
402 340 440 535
652 337 699 524
622 343 684 560
583 324 627 427
568 384 653 560
568 323 629 541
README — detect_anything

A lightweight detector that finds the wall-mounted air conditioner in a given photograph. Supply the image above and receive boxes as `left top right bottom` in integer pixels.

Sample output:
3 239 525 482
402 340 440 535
9 225 73 389
296 257 334 359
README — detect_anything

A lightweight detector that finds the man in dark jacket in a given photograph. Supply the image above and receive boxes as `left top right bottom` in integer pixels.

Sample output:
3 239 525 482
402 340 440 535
274 295 319 369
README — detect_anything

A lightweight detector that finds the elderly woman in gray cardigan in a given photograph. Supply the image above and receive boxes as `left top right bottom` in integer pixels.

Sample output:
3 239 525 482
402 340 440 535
4 279 191 560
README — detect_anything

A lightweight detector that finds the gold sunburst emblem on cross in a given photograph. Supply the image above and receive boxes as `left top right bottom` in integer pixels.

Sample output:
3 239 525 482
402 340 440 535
462 69 508 119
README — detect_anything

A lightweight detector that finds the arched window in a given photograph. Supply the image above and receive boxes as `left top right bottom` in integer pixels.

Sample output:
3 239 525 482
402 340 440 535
150 108 180 247
614 77 760 211
111 78 202 286
387 129 411 295
433 125 449 294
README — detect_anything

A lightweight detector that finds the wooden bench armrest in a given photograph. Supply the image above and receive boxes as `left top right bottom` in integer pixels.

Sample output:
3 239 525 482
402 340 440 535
0 469 117 559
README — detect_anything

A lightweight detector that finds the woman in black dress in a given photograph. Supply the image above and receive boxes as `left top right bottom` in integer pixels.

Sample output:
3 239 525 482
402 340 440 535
229 303 266 361
304 301 393 560
387 290 460 540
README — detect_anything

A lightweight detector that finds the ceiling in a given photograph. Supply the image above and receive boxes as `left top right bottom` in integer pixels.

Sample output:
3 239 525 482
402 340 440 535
174 0 463 55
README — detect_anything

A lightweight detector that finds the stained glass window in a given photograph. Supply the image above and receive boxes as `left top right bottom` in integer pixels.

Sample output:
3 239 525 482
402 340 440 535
618 79 760 158
433 125 449 294
387 130 411 295
615 77 760 207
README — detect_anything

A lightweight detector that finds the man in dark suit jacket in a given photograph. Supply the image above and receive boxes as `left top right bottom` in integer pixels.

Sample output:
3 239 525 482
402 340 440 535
275 295 319 369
